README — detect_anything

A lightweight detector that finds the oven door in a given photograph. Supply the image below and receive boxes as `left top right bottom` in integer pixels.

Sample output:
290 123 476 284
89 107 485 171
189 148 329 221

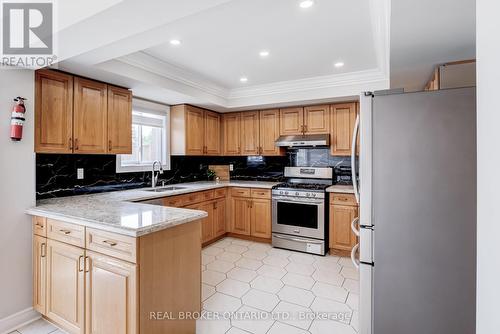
272 195 325 240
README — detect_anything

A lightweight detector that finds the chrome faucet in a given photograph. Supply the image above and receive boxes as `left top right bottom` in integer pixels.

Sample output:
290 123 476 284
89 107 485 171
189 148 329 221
151 160 163 188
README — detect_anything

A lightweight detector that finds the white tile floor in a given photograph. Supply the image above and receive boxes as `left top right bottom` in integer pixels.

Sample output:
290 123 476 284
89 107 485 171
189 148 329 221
12 237 359 334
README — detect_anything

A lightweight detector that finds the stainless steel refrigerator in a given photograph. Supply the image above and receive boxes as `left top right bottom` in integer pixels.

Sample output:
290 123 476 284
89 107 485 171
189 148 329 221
351 88 476 334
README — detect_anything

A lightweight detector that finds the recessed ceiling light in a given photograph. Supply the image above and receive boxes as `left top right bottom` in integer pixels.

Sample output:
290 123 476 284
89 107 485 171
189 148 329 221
334 62 344 68
259 50 270 57
299 0 314 9
170 39 181 46
240 77 248 83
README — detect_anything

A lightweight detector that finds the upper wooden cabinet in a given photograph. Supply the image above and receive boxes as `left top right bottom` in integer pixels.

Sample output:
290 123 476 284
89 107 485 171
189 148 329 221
304 105 330 134
171 104 221 156
330 102 358 156
280 107 304 135
222 113 241 155
107 86 133 154
259 109 283 156
35 70 73 153
35 69 132 155
279 105 330 135
73 78 108 154
240 111 260 155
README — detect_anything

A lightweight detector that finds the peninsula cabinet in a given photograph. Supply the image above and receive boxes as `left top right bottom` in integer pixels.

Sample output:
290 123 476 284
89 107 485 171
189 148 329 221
31 216 201 334
35 69 132 155
330 102 358 156
279 105 330 135
171 104 221 156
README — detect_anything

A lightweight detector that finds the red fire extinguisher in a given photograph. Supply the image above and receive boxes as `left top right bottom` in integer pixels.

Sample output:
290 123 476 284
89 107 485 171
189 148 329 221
10 97 26 141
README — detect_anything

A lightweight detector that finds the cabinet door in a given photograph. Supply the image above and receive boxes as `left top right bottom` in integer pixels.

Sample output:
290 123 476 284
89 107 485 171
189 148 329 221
279 107 304 135
304 105 330 134
85 251 137 334
329 204 358 251
223 113 241 155
185 106 205 155
200 202 215 243
33 235 47 315
204 111 221 155
259 109 283 156
240 111 260 156
250 198 271 239
73 78 108 154
107 86 132 154
231 197 251 235
35 70 73 153
46 240 85 334
213 198 226 237
330 103 357 156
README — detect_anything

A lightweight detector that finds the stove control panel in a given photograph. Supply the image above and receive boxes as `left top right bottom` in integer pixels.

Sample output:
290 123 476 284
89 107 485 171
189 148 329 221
272 188 325 199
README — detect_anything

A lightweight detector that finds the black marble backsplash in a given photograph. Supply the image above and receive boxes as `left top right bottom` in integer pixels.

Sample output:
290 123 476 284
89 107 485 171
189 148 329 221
36 148 351 199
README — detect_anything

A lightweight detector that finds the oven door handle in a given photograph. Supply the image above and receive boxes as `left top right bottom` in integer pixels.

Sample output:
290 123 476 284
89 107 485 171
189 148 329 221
272 198 324 205
273 234 324 244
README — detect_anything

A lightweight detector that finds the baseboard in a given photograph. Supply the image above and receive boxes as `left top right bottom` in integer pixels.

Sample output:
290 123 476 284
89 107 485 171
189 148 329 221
0 307 40 334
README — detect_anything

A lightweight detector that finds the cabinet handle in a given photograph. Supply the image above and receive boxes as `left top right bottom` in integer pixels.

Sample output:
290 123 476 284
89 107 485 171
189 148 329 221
102 240 117 247
78 255 84 272
35 222 44 228
304 124 308 133
69 138 73 150
59 229 71 235
41 243 46 258
85 256 90 273
108 140 112 151
238 147 241 154
74 138 79 150
213 202 217 209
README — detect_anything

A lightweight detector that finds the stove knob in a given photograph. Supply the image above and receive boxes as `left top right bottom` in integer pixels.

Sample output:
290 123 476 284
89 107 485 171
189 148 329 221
306 193 310 197
285 191 289 195
279 191 283 195
311 193 316 197
295 192 300 196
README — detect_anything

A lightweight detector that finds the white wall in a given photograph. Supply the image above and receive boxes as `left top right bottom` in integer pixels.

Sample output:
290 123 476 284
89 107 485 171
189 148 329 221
0 69 37 332
476 1 500 333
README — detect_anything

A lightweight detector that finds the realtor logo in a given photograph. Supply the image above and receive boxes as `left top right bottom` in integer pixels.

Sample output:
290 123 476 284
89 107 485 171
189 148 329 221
2 2 53 54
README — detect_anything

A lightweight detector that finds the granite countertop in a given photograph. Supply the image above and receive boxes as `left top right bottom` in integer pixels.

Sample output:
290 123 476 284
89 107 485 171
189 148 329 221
326 184 355 194
26 181 279 237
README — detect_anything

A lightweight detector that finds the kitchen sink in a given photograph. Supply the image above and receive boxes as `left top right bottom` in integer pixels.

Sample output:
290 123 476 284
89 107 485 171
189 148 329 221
146 186 187 192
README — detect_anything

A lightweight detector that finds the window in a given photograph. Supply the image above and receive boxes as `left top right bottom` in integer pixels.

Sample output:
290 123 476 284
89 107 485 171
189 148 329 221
116 99 170 173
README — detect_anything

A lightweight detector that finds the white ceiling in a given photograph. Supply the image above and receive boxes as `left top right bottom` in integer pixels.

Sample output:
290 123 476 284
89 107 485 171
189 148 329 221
52 0 475 111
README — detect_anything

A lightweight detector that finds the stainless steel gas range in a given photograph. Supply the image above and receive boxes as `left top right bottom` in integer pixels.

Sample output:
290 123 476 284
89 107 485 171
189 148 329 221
271 166 333 255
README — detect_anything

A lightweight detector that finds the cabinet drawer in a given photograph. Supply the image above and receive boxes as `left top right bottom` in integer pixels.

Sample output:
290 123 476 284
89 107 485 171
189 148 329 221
214 188 227 199
231 187 251 198
251 188 271 199
47 219 85 248
163 195 186 207
201 190 215 201
183 192 205 206
33 216 47 237
86 228 137 263
331 193 357 206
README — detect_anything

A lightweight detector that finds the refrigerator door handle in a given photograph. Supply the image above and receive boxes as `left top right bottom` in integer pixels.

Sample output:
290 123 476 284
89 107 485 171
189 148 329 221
351 113 360 204
351 243 360 270
351 217 360 236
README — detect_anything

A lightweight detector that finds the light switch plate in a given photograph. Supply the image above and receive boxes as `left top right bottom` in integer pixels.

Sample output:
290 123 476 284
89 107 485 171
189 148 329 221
77 168 84 180
229 164 234 171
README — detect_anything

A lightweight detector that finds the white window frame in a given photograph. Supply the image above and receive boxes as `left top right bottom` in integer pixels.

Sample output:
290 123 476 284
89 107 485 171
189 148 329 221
116 98 171 173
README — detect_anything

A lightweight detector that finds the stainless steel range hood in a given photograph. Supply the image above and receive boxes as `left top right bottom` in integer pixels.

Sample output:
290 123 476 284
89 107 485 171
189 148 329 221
275 134 330 147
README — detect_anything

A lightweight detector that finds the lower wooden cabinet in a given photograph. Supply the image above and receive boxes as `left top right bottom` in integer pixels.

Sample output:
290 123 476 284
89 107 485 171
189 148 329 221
46 239 85 334
250 198 272 239
33 235 47 315
85 251 137 334
213 198 226 238
329 193 359 252
231 197 252 235
230 188 272 239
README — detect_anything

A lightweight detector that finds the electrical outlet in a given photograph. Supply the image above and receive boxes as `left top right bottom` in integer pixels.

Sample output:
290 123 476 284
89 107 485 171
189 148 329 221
77 168 84 180
229 164 234 171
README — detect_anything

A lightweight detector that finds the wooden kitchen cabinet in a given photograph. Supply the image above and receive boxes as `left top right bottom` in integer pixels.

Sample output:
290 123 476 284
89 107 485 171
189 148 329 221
250 198 272 239
304 105 330 134
240 111 260 155
213 198 226 237
329 193 359 252
231 197 252 235
259 109 284 156
222 113 241 155
331 102 358 156
279 107 304 135
33 235 47 315
73 77 108 154
188 202 215 244
85 251 137 334
171 104 221 156
46 239 85 334
35 70 74 153
107 86 132 154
